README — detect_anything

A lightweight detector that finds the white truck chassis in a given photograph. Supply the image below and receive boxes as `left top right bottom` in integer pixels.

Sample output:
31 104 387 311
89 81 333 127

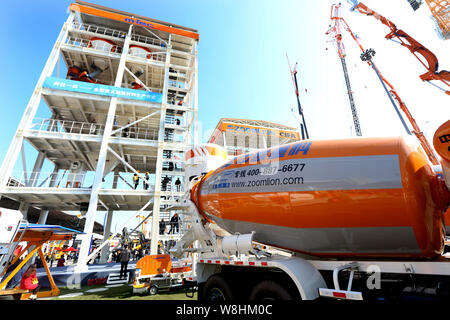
170 199 450 301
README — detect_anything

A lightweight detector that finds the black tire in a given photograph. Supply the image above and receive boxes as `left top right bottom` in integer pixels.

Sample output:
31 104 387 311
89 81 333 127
149 286 158 295
250 280 294 301
203 275 234 301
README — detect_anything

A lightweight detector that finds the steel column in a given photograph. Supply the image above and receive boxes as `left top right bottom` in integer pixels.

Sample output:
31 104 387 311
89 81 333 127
150 34 172 255
37 166 59 224
0 13 74 190
76 25 134 271
29 151 46 187
193 42 199 146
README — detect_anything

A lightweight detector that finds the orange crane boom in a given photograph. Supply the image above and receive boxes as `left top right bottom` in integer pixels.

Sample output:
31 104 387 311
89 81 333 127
347 0 450 95
338 2 440 165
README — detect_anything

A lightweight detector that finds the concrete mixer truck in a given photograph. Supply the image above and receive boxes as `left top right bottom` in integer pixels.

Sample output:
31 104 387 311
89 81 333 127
171 121 450 301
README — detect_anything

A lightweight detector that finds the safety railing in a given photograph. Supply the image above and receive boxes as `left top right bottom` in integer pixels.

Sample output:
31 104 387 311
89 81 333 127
113 125 159 141
162 150 184 161
7 176 25 187
162 161 184 172
7 171 156 191
65 36 123 54
164 116 185 127
28 118 105 136
160 178 184 192
157 209 191 238
131 33 165 48
71 21 169 51
158 220 189 237
28 118 159 142
72 22 127 40
168 79 186 89
163 129 186 144
127 48 166 63
69 23 168 64
7 171 94 189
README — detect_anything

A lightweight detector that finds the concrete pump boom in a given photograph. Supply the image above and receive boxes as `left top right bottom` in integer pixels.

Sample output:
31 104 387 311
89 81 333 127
347 0 450 95
338 3 440 165
286 54 310 140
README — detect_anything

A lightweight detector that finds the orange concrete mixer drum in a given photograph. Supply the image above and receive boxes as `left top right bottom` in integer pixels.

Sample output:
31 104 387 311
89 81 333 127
192 135 449 259
433 120 450 236
434 120 450 190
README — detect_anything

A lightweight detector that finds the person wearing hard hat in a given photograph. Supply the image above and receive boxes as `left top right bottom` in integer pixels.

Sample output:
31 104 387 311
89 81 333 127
133 171 140 189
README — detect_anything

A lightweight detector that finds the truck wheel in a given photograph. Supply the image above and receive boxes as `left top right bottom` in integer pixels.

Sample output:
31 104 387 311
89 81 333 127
149 286 158 295
203 275 234 301
250 280 294 301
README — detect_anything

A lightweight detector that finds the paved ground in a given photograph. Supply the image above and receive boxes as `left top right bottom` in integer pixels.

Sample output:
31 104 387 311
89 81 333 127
46 283 197 300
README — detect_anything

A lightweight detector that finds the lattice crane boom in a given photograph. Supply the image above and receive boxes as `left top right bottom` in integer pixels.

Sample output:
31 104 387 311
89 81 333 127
326 3 363 137
424 0 450 40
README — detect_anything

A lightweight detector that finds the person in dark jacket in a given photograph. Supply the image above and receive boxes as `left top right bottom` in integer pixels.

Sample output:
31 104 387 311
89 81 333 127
175 178 182 192
119 245 131 279
161 176 170 191
169 213 179 234
159 219 166 235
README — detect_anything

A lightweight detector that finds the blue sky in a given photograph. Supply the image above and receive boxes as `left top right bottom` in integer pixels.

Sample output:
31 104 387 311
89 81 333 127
0 0 449 231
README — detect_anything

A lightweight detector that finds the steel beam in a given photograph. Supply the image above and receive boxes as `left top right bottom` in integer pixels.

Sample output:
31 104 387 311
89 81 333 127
110 110 160 135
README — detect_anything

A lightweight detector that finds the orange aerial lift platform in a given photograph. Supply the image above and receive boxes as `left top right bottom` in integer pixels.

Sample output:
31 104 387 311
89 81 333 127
0 223 83 300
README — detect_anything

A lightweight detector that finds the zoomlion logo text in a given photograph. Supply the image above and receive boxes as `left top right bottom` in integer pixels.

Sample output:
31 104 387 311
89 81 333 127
220 141 312 169
124 17 155 29
226 125 298 139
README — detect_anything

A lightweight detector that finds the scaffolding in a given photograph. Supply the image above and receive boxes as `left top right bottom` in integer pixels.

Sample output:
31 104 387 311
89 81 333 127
0 1 199 271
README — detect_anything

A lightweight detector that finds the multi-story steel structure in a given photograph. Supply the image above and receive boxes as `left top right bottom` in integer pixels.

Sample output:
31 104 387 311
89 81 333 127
208 118 301 157
0 1 199 271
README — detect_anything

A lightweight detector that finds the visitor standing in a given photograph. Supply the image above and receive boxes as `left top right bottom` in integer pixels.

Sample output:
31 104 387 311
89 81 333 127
119 245 131 279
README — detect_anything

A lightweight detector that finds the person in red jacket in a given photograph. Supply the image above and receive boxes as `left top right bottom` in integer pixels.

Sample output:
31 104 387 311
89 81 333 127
57 255 65 267
20 264 39 300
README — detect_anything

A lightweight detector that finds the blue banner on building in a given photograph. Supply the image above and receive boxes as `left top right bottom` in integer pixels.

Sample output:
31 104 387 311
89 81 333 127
43 77 162 103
